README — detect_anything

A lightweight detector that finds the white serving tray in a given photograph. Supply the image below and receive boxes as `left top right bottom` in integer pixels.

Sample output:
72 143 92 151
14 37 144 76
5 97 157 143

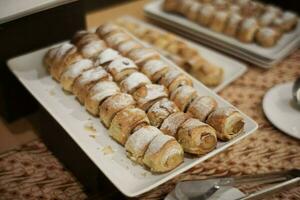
7 43 258 197
118 15 247 92
146 15 299 68
144 0 300 63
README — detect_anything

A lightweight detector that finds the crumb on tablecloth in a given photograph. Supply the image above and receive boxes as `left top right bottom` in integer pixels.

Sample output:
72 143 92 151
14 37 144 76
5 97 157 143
102 145 114 155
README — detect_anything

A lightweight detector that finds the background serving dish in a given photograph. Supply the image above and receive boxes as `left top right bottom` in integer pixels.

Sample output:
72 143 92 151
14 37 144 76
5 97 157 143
7 42 258 197
116 15 247 92
144 0 300 68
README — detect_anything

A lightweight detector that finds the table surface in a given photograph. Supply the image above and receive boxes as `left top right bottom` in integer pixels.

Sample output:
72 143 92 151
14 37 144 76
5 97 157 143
87 1 300 199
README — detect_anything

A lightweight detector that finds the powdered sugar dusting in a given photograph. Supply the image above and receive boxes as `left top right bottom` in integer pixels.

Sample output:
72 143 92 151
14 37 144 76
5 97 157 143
136 84 168 105
121 72 151 93
146 134 174 155
79 67 110 85
62 59 93 79
118 40 141 54
81 40 106 58
108 57 138 73
95 48 120 65
143 59 168 76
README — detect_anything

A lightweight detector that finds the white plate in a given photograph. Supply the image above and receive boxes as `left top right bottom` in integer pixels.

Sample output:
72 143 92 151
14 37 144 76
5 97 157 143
263 82 300 139
7 43 258 197
144 0 300 63
118 16 247 92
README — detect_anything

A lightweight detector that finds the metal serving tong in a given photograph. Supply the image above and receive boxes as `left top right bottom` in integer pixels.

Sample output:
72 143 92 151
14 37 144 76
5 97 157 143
173 169 300 200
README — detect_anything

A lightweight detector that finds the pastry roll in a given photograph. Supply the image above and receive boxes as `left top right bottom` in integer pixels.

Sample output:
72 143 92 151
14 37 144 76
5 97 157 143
163 0 181 12
259 12 277 27
128 48 160 65
240 1 264 18
107 57 138 82
170 85 198 112
190 61 224 87
72 66 112 104
210 11 229 32
104 31 132 48
213 0 227 10
78 39 107 59
197 4 215 26
60 59 94 92
160 68 193 93
255 27 280 47
224 13 243 37
94 48 121 67
120 72 151 94
96 23 120 38
133 84 168 111
237 18 259 43
178 0 194 15
143 134 184 173
206 107 245 141
160 112 190 137
143 30 161 43
177 118 217 155
228 5 240 14
187 96 218 121
117 40 142 56
147 98 179 128
71 30 91 45
165 41 185 55
125 126 160 164
281 11 298 32
46 43 82 81
109 107 149 145
99 93 136 128
72 32 99 48
84 81 120 115
141 59 170 82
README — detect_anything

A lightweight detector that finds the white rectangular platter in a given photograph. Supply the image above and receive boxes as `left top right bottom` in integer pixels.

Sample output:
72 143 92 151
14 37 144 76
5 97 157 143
118 15 247 92
7 43 258 197
144 0 300 62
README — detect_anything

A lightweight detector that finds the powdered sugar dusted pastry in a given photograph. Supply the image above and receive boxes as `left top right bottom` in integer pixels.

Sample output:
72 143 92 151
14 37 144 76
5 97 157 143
109 107 149 145
142 134 184 173
160 112 190 137
187 96 218 121
117 40 143 56
72 66 112 104
237 18 259 43
120 72 151 94
224 13 243 37
79 39 107 59
255 27 280 47
141 59 170 82
96 22 120 38
177 118 217 155
107 57 138 82
71 30 92 45
163 0 181 12
206 107 245 141
187 1 202 21
160 68 193 93
133 84 168 111
99 93 136 128
258 12 277 27
170 85 198 112
45 43 82 81
60 59 94 92
190 61 224 87
197 4 215 26
178 0 194 15
147 98 179 128
210 11 229 32
104 31 132 48
94 48 121 67
128 48 160 65
84 81 120 115
72 32 99 49
281 11 298 31
125 126 160 164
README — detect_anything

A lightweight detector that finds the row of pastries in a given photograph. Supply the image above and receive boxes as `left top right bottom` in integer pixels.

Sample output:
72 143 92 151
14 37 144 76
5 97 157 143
44 22 245 173
163 0 298 47
115 18 224 87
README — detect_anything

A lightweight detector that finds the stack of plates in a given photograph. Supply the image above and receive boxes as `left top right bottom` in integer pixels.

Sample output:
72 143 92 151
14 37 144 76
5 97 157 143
144 0 300 68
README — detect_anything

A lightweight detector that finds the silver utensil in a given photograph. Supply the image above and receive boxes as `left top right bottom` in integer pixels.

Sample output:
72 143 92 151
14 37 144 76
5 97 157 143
292 77 300 107
174 169 300 200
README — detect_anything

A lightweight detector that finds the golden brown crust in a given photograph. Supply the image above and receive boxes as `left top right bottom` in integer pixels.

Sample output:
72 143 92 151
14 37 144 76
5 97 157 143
160 112 191 137
147 98 179 128
99 93 136 128
206 107 245 141
109 107 150 145
133 84 168 111
170 85 198 112
177 118 217 155
187 96 218 121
